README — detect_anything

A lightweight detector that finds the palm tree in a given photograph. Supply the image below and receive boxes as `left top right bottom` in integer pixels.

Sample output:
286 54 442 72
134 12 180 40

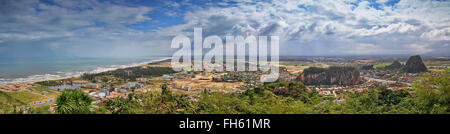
56 90 93 114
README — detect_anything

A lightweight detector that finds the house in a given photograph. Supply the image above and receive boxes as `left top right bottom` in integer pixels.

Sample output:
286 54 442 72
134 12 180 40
89 92 97 97
98 92 106 98
137 78 150 82
162 74 174 79
125 70 133 76
89 91 107 98
119 89 127 93
72 80 89 84
172 83 178 88
82 83 100 89
99 89 110 96
121 82 144 89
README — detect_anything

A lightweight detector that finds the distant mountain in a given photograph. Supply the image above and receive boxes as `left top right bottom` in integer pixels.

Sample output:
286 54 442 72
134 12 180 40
405 55 428 73
298 66 361 86
385 61 404 70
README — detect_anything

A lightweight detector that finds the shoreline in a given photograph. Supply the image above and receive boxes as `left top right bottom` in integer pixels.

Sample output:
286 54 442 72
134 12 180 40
0 57 172 86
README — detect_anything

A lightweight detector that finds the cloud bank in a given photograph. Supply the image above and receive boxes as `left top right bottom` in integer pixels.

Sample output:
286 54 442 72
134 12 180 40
0 0 449 57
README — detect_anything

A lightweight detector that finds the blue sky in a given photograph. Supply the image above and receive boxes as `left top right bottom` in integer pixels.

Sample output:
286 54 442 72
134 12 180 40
0 0 449 58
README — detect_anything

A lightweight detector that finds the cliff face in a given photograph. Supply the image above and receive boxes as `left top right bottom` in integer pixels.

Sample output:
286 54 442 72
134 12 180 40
299 66 361 86
405 55 428 73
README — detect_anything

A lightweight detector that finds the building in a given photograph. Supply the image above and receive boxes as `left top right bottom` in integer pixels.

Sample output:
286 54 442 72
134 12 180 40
162 74 174 79
82 83 100 89
99 89 110 96
125 70 133 76
121 82 144 89
48 84 83 91
119 89 127 93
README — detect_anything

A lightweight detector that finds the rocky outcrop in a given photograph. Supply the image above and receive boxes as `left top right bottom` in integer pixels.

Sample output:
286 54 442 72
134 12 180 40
299 66 361 86
361 65 374 70
405 55 428 73
385 61 404 70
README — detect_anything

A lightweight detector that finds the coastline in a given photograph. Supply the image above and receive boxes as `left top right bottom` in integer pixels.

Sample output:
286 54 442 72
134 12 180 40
0 57 172 86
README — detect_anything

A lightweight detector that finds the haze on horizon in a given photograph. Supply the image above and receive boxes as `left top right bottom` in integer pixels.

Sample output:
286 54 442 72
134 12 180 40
0 0 449 58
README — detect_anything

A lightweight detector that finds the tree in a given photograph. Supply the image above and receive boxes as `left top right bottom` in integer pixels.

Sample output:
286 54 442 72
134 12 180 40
101 97 140 114
413 69 449 113
160 84 173 103
56 90 93 114
258 81 319 103
377 86 410 106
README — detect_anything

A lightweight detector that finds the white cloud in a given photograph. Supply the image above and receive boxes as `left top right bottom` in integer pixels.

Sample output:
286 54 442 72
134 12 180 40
407 43 433 54
421 27 450 41
351 23 420 37
348 43 383 54
0 0 153 42
153 0 450 55
165 11 177 16
1 0 449 57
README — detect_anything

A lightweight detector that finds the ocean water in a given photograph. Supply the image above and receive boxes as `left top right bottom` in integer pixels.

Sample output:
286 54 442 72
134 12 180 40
0 56 170 84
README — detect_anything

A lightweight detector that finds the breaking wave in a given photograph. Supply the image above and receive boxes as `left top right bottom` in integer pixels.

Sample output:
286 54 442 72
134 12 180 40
0 57 171 84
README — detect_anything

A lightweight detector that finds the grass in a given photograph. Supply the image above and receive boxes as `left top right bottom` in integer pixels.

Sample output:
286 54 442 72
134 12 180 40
374 62 392 69
0 91 27 111
3 91 47 104
30 86 61 98
0 91 25 105
0 94 8 102
0 104 12 112
30 105 52 114
0 96 14 111
0 89 55 113
31 86 53 92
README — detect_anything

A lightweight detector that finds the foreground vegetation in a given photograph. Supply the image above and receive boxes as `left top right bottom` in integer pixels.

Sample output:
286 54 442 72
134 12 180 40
4 69 449 114
81 67 176 81
56 69 449 114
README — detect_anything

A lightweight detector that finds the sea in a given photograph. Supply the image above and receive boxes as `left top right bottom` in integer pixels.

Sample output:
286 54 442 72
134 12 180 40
0 56 170 84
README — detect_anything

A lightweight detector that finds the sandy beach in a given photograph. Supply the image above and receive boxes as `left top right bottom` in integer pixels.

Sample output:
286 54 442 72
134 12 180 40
0 58 172 91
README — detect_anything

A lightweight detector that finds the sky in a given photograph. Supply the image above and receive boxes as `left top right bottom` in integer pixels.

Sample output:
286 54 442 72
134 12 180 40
0 0 449 58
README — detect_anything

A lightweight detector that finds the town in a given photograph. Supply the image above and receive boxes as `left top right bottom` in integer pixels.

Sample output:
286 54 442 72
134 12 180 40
0 55 448 114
